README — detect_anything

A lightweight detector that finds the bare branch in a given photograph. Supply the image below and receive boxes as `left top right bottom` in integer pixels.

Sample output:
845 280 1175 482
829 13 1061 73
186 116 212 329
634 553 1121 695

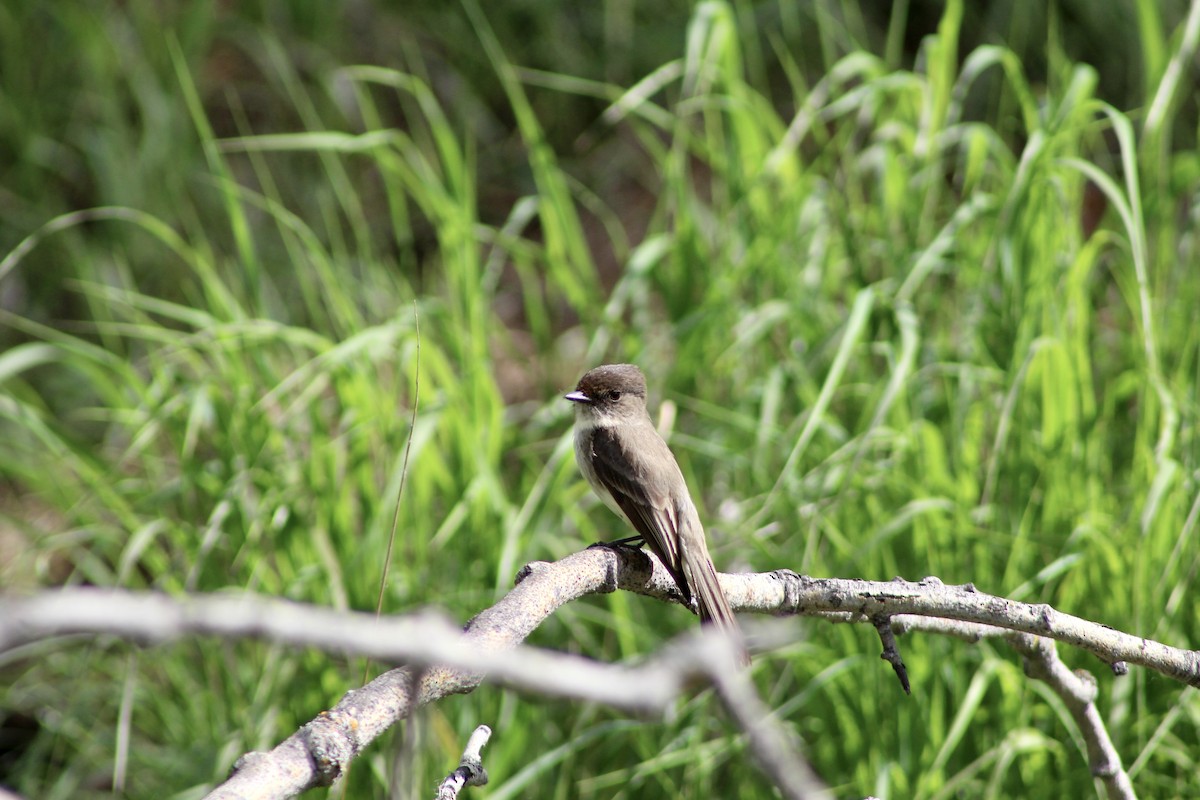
1009 635 1137 800
2 545 1196 800
704 637 831 800
759 573 1200 688
4 553 1194 690
883 615 1138 799
434 725 492 800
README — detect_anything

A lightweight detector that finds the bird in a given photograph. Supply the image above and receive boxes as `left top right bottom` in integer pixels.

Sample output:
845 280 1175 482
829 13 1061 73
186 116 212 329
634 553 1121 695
565 363 748 665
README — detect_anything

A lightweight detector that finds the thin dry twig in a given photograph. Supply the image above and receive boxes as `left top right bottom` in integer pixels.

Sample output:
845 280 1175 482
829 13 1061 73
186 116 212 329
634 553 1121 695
434 725 492 800
872 615 911 695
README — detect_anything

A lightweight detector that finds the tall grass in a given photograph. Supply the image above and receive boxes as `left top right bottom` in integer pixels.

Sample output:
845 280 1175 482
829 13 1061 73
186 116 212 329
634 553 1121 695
1 1 1198 798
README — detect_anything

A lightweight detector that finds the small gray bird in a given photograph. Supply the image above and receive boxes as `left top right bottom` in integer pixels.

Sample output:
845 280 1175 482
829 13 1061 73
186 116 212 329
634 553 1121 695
566 363 748 665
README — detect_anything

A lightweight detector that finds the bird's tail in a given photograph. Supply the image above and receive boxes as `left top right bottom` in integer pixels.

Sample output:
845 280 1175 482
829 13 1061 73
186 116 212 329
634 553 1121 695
683 545 750 667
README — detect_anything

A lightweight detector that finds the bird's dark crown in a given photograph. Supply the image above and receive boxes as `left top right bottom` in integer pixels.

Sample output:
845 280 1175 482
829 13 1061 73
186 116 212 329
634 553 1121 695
571 363 647 404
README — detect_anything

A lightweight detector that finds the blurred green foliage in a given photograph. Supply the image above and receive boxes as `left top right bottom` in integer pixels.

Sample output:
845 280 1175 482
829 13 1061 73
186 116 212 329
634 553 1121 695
1 0 1198 798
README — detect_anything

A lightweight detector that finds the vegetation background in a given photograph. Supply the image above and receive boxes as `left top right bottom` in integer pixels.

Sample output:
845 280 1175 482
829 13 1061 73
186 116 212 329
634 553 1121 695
2 0 1198 797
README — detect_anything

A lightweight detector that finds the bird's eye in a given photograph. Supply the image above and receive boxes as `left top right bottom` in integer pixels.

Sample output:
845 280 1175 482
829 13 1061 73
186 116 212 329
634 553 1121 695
609 390 621 401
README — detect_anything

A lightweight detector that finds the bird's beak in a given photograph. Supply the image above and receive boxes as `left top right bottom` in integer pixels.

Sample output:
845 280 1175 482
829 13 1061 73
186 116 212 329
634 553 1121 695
564 390 591 404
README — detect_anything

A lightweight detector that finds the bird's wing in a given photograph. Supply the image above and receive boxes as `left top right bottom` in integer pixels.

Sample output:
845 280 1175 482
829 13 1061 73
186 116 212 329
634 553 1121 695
587 424 690 599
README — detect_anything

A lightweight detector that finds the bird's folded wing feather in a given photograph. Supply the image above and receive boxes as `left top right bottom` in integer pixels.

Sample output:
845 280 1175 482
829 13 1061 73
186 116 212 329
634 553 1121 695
587 425 689 597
